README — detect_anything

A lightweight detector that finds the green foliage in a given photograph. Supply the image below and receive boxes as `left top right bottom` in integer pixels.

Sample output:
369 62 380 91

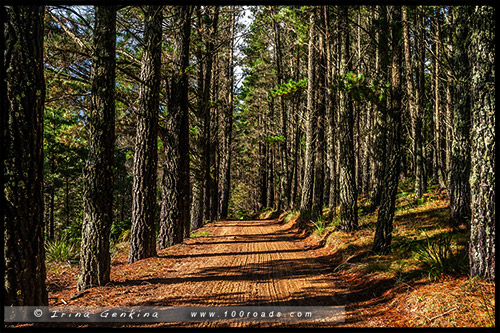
282 210 299 224
398 177 415 193
125 149 134 160
118 229 131 242
415 232 468 280
110 218 131 241
233 210 252 220
258 207 276 219
62 223 82 245
45 238 79 263
190 230 211 238
331 214 341 227
271 78 308 98
265 135 286 145
312 216 327 236
335 71 389 104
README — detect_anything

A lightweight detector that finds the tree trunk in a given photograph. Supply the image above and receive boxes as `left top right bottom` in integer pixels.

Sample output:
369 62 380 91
372 6 403 253
129 6 162 262
415 10 426 199
158 6 192 248
448 7 471 228
370 5 388 212
324 6 338 221
219 7 235 219
299 10 316 218
289 45 301 210
200 6 219 223
208 50 220 221
468 5 495 281
432 9 446 188
78 5 117 290
403 7 422 199
338 6 358 232
3 5 47 306
272 9 290 211
444 7 454 197
313 7 326 218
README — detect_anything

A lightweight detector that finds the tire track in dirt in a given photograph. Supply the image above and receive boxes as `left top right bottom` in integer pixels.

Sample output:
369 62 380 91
155 218 341 308
52 218 342 311
44 218 347 328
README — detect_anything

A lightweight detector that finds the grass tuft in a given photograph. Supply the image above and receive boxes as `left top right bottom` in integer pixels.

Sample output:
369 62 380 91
415 232 468 280
45 238 79 264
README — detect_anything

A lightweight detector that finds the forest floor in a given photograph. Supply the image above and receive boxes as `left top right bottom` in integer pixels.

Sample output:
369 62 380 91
12 187 495 329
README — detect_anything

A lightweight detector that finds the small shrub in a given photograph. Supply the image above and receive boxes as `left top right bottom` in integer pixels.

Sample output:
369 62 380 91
234 210 251 220
258 207 279 219
62 224 82 245
118 229 131 242
45 238 79 264
312 217 327 236
415 232 468 280
331 214 341 227
360 260 391 274
110 218 131 241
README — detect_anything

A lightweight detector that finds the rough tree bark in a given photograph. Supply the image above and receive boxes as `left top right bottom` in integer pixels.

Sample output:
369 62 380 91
200 6 219 223
338 6 358 232
372 6 403 253
468 5 495 281
448 7 471 228
219 7 235 219
325 6 338 221
158 6 192 248
3 5 47 305
414 9 426 199
370 5 389 212
129 6 162 262
313 6 326 218
299 10 316 218
78 6 117 290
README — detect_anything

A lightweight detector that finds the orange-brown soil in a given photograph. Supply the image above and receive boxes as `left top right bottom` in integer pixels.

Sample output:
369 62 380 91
11 216 495 329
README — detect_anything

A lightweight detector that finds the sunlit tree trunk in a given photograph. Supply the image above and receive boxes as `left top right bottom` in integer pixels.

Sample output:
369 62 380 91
448 7 471 228
78 5 117 290
469 5 495 281
325 6 338 220
313 7 326 218
300 10 316 218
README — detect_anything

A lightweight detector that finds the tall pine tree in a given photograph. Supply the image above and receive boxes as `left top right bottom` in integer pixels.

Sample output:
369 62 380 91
3 5 47 305
129 6 162 263
78 6 117 290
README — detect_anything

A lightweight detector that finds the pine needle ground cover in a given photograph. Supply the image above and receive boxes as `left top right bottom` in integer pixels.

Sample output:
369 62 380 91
290 185 495 327
38 186 495 328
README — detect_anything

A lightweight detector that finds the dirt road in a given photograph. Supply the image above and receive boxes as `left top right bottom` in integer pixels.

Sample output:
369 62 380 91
154 218 343 307
47 218 353 327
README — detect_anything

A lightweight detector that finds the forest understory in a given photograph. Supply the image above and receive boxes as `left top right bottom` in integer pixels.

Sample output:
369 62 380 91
10 185 494 329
